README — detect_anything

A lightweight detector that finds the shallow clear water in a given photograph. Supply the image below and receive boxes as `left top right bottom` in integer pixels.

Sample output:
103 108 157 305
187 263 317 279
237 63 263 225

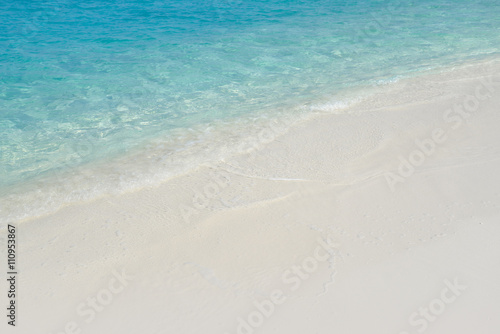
0 0 499 211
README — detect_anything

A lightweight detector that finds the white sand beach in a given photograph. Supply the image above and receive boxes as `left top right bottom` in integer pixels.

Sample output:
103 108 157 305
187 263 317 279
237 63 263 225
4 57 500 333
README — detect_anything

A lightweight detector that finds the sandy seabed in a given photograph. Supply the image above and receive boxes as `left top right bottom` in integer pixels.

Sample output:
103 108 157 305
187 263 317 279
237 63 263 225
2 57 500 334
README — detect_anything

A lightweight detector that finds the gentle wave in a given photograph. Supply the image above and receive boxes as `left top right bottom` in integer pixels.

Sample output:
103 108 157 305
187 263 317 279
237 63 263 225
0 0 499 223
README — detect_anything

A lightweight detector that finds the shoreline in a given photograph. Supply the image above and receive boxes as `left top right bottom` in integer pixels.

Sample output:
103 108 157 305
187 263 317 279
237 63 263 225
5 55 500 333
1 54 499 226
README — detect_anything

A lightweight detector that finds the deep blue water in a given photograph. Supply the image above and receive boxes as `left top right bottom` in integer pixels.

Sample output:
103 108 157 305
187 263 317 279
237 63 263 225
0 0 499 195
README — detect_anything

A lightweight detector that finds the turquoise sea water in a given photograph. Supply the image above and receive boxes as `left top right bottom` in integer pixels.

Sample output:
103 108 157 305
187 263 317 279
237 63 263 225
1 0 499 221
